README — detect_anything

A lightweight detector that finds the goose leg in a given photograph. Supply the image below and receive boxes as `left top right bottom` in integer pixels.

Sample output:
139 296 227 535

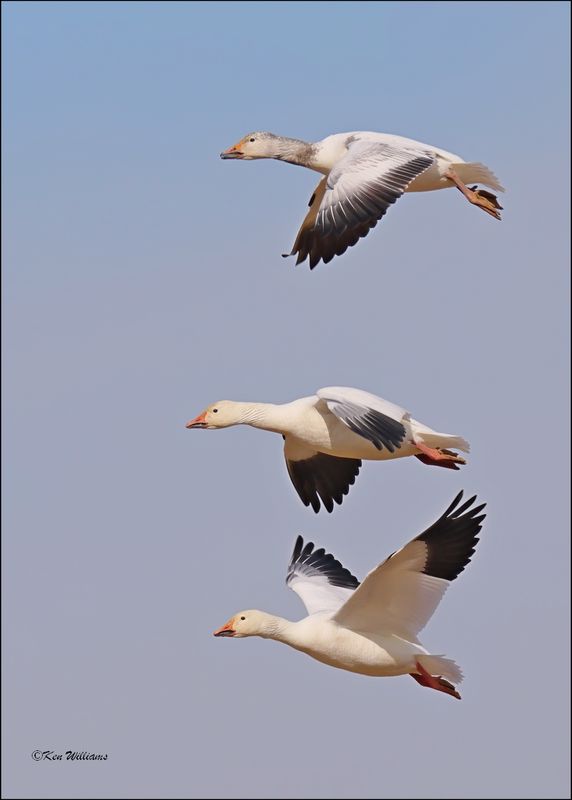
410 661 461 700
445 167 502 220
414 440 466 469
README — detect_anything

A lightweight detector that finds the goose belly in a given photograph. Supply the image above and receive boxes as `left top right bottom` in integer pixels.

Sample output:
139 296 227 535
406 159 455 193
323 430 419 461
291 626 424 677
310 426 418 461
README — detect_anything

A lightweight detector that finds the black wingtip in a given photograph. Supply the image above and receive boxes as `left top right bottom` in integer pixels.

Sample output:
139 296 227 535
286 536 360 590
454 494 478 517
286 453 361 516
286 535 308 584
442 491 486 519
416 490 487 582
287 535 305 574
443 490 465 517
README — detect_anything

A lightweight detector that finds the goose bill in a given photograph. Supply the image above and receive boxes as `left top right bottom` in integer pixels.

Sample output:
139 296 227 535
220 145 243 159
213 623 236 637
186 413 208 429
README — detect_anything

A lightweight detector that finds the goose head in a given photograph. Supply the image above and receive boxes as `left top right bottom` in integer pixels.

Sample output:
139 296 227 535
220 131 286 160
213 610 274 639
185 400 242 430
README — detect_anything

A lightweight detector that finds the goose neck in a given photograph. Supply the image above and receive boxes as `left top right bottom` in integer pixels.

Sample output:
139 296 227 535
257 614 292 642
235 402 289 434
274 137 317 169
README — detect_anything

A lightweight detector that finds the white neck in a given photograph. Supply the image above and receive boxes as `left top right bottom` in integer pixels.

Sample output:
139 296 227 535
254 613 292 642
229 401 291 435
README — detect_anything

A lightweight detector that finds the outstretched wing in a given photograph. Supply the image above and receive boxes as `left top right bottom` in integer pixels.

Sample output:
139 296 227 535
286 535 360 615
317 386 409 453
284 437 361 513
286 139 434 268
333 492 486 638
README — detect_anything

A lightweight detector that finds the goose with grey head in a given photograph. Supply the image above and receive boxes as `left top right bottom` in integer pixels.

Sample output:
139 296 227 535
221 130 504 268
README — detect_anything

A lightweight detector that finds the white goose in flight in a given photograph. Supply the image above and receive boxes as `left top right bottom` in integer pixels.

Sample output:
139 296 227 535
221 130 504 268
214 491 486 700
186 386 469 513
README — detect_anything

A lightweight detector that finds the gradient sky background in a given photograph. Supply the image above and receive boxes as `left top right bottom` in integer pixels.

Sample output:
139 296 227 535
2 2 570 798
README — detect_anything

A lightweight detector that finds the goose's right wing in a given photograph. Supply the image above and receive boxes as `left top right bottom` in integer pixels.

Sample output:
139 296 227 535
333 492 486 639
286 139 434 268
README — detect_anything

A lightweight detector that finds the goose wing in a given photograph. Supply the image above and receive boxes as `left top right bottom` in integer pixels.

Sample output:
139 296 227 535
286 535 359 615
333 492 486 638
284 437 361 513
317 386 409 453
287 138 434 268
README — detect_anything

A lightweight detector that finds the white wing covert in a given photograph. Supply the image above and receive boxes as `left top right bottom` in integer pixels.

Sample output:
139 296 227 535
333 492 486 638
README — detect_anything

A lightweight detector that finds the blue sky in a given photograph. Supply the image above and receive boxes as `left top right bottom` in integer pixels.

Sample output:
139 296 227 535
2 2 570 798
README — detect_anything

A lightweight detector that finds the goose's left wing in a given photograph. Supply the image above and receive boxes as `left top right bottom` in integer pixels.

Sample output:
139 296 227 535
286 536 360 616
333 492 486 639
284 436 361 513
317 386 409 453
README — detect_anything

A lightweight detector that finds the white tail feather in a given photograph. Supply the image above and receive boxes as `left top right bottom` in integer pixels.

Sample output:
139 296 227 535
417 655 464 685
440 435 470 453
415 431 471 453
453 162 505 193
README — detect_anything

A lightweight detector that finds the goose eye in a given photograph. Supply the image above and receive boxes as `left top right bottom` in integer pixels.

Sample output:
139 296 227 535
212 408 218 413
240 616 246 620
249 138 255 143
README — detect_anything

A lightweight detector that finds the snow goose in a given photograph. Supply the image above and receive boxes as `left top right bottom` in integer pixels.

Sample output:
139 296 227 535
186 386 469 512
221 130 504 268
214 491 485 699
